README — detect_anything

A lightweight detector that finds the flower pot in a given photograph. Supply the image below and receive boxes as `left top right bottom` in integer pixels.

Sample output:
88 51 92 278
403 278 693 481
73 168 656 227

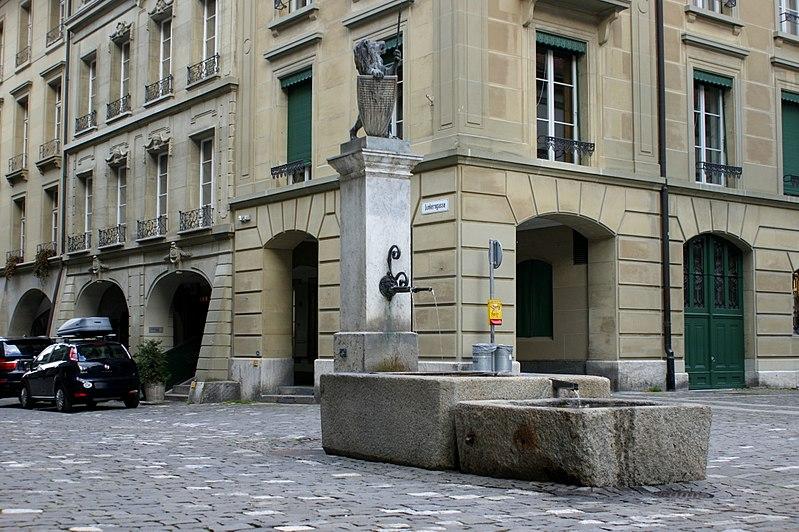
144 383 165 402
357 75 397 137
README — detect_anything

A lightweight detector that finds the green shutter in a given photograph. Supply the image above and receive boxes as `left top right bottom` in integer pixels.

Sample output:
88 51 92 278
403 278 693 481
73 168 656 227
536 31 586 54
693 70 733 89
517 260 553 338
286 78 312 164
782 90 799 105
281 68 312 89
384 34 401 53
783 99 799 195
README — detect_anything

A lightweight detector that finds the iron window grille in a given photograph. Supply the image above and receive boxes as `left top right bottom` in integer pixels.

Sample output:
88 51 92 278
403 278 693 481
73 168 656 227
136 215 168 240
39 139 60 161
8 153 27 174
145 75 173 102
187 54 219 85
696 162 743 187
75 111 96 133
179 205 213 232
37 241 56 254
5 249 23 263
15 46 30 67
107 94 131 120
271 160 311 184
538 136 595 159
46 24 63 46
99 224 126 247
67 232 91 253
785 174 799 196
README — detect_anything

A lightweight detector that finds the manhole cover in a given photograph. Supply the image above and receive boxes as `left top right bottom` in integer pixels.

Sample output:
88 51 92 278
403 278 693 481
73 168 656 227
653 490 714 499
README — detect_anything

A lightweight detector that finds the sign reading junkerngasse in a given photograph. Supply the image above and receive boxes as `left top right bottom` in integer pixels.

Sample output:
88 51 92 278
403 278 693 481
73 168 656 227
421 198 449 215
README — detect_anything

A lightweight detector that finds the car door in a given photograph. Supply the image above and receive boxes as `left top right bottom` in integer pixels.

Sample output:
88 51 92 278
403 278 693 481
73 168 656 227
41 345 69 398
26 346 54 397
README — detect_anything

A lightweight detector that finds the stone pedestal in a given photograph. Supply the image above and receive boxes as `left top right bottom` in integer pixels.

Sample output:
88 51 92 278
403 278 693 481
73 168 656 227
327 137 422 372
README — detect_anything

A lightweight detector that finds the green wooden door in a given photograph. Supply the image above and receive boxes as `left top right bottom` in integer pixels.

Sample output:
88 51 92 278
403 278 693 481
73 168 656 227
684 235 745 389
517 260 553 338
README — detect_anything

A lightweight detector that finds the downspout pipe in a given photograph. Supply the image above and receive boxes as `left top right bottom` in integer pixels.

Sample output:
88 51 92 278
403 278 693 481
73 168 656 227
656 0 676 391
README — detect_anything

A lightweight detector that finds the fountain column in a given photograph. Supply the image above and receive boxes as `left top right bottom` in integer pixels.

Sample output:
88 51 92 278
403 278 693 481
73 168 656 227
328 136 422 372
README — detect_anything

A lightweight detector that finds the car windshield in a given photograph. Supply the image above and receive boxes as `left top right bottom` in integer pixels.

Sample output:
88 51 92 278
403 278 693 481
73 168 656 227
3 341 51 359
76 344 129 362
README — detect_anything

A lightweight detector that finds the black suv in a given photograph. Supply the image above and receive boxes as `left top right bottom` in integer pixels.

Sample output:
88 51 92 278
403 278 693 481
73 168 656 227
0 337 54 399
20 339 140 412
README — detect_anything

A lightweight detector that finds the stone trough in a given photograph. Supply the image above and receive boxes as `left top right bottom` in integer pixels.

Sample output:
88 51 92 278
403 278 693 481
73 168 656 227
320 372 611 470
454 398 712 487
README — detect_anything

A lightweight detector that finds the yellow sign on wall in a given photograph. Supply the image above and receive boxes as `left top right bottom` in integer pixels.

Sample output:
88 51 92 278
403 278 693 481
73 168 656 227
488 299 503 326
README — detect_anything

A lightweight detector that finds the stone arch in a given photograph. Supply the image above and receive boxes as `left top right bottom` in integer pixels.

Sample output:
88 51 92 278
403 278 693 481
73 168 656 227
9 289 53 337
74 280 130 346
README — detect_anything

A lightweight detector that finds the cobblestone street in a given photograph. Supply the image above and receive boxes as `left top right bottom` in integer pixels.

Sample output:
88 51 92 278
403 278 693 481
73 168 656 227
0 390 797 531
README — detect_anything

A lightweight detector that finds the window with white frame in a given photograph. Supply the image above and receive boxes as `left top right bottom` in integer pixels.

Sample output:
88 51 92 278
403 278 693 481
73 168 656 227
203 0 217 60
693 72 734 185
17 197 25 252
48 188 58 244
116 167 127 227
693 0 732 14
536 33 588 164
120 41 130 98
780 0 799 34
84 176 93 234
200 138 213 208
53 82 62 140
160 20 172 80
157 153 168 218
88 58 97 111
285 0 311 14
19 97 29 157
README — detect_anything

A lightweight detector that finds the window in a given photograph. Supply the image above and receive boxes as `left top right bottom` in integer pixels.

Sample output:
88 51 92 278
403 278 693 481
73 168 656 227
782 92 799 196
283 71 312 182
84 176 93 234
203 0 217 60
200 138 213 208
285 0 311 14
382 35 403 139
87 59 97 111
18 97 29 157
793 271 799 335
16 197 26 252
54 83 62 139
780 0 799 35
116 167 127 226
159 20 172 79
20 2 32 49
119 41 130 98
48 187 59 244
693 0 731 14
693 71 733 185
157 153 168 218
536 32 587 164
517 260 553 338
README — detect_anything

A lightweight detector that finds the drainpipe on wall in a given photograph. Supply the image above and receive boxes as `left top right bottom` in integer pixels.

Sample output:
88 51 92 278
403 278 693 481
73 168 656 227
656 0 676 391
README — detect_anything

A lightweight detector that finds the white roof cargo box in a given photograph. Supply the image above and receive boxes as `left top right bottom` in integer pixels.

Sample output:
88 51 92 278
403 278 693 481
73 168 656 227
57 317 114 337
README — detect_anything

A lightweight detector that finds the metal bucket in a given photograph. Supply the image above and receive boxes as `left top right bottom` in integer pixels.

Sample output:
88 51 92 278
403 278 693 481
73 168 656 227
494 344 514 374
472 343 496 373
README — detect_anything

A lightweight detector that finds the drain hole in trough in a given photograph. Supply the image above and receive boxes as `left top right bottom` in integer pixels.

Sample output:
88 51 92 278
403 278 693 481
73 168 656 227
653 490 714 500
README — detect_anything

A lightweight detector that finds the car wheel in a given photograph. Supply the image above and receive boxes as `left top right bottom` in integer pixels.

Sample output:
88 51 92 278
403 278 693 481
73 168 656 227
19 385 35 409
55 385 73 413
123 395 139 409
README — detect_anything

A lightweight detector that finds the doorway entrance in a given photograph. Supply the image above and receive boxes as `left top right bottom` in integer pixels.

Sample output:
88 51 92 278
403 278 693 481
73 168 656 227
684 234 745 389
292 239 318 386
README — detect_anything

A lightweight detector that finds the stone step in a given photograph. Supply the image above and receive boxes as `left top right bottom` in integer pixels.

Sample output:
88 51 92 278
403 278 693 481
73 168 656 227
164 392 189 402
260 394 318 405
171 384 192 395
278 386 315 396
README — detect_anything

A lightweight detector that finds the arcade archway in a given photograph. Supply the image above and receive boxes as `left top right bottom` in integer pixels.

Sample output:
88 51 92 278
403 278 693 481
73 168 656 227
75 281 129 346
9 289 52 337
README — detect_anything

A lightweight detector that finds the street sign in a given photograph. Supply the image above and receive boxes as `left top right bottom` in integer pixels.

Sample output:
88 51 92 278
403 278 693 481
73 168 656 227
488 299 503 326
490 239 503 269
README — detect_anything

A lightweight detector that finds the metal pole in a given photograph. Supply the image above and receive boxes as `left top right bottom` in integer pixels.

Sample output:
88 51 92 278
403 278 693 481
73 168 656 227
489 240 495 344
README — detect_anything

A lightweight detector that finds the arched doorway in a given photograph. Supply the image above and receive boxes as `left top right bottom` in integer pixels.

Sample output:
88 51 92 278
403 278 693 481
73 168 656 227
515 214 617 375
9 289 53 337
75 281 130 346
144 271 211 388
263 231 319 387
683 234 745 389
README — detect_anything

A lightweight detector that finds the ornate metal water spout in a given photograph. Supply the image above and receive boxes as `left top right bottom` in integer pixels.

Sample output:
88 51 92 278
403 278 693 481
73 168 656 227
379 245 431 301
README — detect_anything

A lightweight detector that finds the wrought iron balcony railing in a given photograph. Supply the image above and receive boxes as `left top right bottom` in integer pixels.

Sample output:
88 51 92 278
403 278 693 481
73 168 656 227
15 46 30 67
99 224 126 247
145 75 173 103
187 54 220 85
137 215 168 240
784 175 799 196
179 205 213 232
271 160 311 184
8 153 27 174
46 24 63 46
107 94 131 120
39 139 60 161
697 162 743 186
538 136 596 159
75 111 96 133
67 232 91 253
6 249 23 263
37 241 57 255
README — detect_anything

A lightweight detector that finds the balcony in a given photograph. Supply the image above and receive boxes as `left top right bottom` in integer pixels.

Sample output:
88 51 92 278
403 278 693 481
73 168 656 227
136 215 168 241
178 205 213 233
107 94 131 121
5 249 24 264
538 136 595 164
6 153 28 184
37 139 61 171
697 162 743 188
66 232 91 254
187 54 220 86
98 224 126 248
37 241 57 255
75 111 97 134
145 75 173 104
271 160 311 185
15 46 30 68
46 24 63 47
785 175 799 197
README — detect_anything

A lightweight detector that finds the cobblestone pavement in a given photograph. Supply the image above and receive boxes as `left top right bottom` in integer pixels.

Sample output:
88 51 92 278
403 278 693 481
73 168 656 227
0 389 797 531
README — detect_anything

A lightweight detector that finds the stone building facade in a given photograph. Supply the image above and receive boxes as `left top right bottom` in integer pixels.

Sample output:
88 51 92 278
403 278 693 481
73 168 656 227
2 0 799 398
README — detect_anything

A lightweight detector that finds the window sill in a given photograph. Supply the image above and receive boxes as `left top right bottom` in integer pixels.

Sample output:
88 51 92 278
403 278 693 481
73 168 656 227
684 5 743 35
66 248 91 256
177 226 212 236
74 125 97 137
5 169 28 184
268 4 319 36
774 31 799 48
135 234 167 244
45 38 64 53
106 111 131 124
98 242 125 251
186 72 220 91
143 92 173 108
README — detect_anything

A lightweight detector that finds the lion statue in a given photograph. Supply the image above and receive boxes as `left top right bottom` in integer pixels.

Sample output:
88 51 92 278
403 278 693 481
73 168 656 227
350 39 401 140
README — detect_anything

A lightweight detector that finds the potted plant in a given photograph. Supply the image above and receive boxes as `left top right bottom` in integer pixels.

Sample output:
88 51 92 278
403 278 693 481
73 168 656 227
133 339 169 402
33 246 56 282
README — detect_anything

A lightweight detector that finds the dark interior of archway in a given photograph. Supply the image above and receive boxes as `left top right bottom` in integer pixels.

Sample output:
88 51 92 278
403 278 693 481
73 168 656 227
292 240 318 386
169 281 211 388
98 286 130 347
30 309 51 337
